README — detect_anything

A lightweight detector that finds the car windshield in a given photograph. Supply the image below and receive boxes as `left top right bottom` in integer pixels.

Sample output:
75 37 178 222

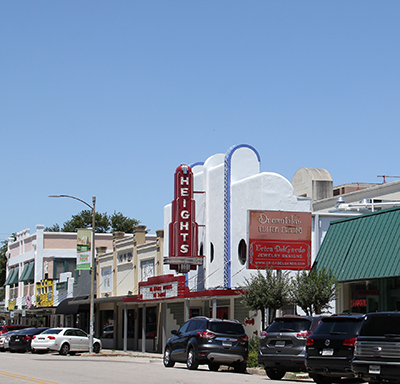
208 322 245 334
41 329 63 335
267 318 311 333
314 318 362 335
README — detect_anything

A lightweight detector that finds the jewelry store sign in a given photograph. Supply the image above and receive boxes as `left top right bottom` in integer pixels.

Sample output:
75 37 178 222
248 210 312 270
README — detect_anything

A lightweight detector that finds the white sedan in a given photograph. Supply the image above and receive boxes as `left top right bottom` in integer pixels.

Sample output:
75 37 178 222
31 328 102 355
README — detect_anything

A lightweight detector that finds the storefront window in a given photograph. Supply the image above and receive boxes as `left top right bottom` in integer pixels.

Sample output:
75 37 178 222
100 310 114 338
138 306 157 339
122 309 135 338
348 281 379 313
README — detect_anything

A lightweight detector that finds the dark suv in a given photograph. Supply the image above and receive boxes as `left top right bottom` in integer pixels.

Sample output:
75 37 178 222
258 315 324 380
352 312 400 383
305 315 364 384
163 317 249 372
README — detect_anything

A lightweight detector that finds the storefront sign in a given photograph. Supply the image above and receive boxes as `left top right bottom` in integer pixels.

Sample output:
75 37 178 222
138 275 187 301
77 228 92 270
8 300 16 311
35 279 54 307
248 210 312 270
165 164 202 272
351 299 367 308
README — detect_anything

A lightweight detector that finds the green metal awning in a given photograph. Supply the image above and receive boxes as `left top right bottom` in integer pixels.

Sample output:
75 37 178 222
314 206 400 282
19 261 34 282
4 267 15 286
5 266 19 286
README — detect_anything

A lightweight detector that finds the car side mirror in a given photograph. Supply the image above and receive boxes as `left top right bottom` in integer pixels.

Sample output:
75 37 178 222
171 330 178 335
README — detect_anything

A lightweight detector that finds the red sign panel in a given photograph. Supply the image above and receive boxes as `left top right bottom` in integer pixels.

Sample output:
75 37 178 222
168 164 200 271
248 210 312 270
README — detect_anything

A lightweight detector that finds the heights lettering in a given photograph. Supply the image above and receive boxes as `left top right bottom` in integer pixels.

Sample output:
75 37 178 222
168 164 199 271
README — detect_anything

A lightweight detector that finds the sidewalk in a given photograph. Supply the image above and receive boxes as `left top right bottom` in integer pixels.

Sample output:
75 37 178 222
83 349 163 359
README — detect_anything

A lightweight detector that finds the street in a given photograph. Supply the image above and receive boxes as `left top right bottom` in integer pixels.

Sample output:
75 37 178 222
0 352 313 384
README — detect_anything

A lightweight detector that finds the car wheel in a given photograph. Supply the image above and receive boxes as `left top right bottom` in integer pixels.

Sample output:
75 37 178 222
163 347 175 368
233 361 247 373
265 368 286 380
208 363 220 371
309 373 333 384
186 348 198 370
31 348 35 354
59 343 70 356
93 343 101 354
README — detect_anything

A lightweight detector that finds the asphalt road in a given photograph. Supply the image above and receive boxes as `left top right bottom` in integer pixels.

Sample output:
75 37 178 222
0 351 314 384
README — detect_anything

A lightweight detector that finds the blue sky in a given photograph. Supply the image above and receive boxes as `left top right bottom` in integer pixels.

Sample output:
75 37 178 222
1 1 400 240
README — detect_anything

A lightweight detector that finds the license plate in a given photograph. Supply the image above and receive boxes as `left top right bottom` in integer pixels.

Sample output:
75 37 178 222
38 337 45 340
369 365 381 374
222 341 232 347
275 340 285 347
322 348 334 356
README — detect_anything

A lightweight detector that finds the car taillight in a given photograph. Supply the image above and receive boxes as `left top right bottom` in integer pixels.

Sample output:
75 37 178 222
240 335 249 342
306 337 314 346
260 331 268 339
48 336 56 340
32 336 37 340
297 330 312 339
343 338 357 347
21 336 32 342
198 331 215 339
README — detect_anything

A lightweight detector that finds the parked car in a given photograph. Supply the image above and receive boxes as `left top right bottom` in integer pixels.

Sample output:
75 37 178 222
0 324 29 335
9 327 48 353
305 315 364 384
258 315 325 380
352 312 400 383
31 327 102 355
163 317 249 372
0 330 20 352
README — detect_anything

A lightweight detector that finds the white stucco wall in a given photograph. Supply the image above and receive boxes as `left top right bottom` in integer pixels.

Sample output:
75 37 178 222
164 145 313 292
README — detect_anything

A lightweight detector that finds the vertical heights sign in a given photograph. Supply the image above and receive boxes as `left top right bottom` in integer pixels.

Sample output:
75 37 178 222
248 210 312 270
164 164 203 273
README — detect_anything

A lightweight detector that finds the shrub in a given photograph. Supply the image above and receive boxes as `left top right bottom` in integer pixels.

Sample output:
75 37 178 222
247 336 261 368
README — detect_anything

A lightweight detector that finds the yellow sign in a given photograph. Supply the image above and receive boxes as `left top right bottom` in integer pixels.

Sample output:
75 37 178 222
35 279 54 307
8 300 16 311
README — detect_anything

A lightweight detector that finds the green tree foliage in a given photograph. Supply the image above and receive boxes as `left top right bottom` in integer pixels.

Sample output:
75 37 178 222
0 234 15 299
110 212 140 233
45 210 140 234
239 267 291 329
291 267 339 315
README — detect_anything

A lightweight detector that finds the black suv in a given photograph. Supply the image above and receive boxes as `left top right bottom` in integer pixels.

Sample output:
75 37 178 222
258 315 324 380
163 317 249 372
305 315 364 384
352 312 400 383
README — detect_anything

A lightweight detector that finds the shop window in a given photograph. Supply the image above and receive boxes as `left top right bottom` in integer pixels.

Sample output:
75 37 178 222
100 310 114 339
238 239 247 265
209 307 229 319
138 306 157 339
122 309 135 338
210 242 214 263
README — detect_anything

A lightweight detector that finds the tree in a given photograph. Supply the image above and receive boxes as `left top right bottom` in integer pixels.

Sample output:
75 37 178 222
239 267 291 329
61 210 111 233
291 267 339 315
0 234 15 300
45 210 140 233
110 212 140 233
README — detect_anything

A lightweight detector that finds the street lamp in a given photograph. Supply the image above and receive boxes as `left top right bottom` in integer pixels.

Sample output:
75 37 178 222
49 194 96 353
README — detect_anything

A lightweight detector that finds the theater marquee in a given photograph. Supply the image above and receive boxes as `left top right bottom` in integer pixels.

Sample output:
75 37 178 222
248 210 312 270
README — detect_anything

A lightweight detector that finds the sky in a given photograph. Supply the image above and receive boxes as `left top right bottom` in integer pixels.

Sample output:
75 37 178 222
1 1 400 240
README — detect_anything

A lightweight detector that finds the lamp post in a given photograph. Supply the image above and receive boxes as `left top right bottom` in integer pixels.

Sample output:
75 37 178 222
49 194 96 353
